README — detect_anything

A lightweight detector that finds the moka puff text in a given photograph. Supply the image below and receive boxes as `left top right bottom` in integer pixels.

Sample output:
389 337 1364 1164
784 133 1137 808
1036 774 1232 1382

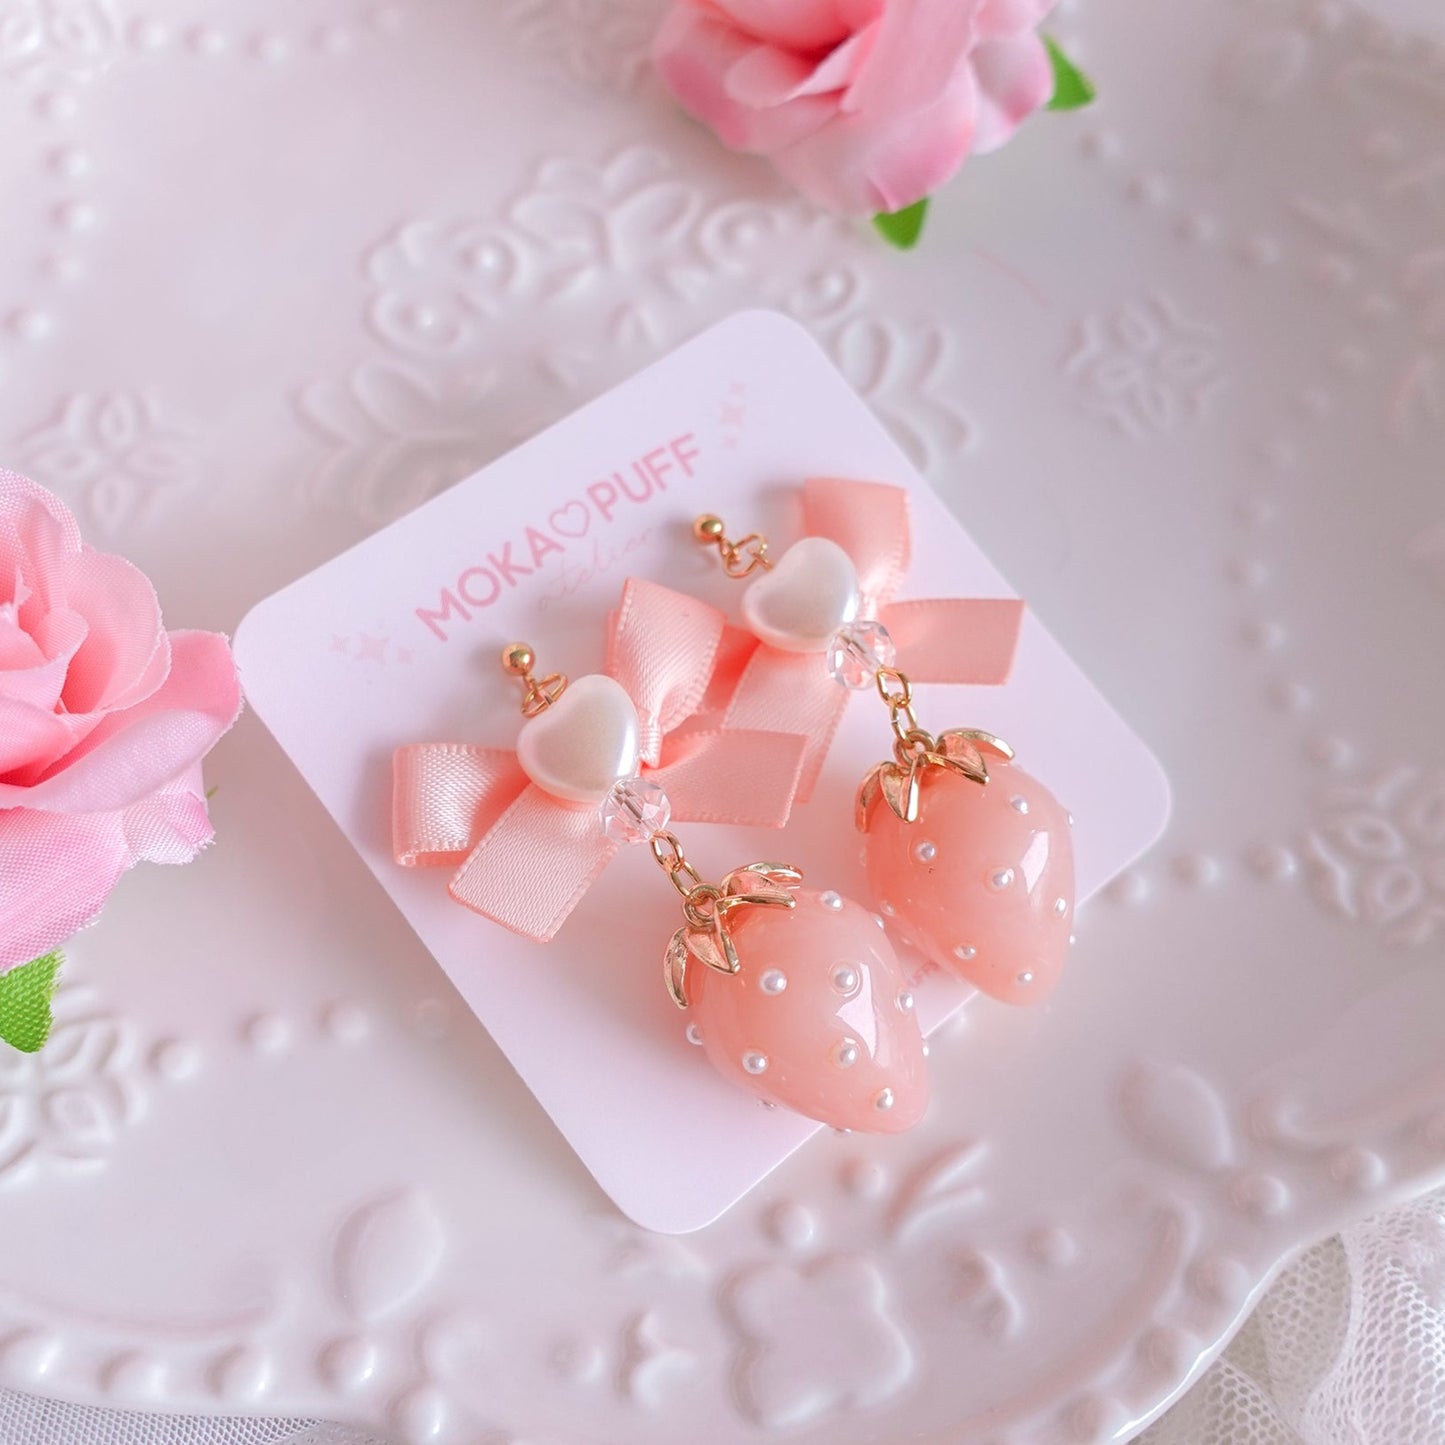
416 433 700 642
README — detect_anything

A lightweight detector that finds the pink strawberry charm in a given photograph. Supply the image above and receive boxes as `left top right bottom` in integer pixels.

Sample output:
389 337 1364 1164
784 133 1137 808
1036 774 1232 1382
667 869 928 1132
858 731 1075 1005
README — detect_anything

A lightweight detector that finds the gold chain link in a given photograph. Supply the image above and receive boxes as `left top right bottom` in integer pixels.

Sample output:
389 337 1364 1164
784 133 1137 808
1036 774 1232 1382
875 665 938 766
874 665 911 709
649 830 704 896
648 831 726 929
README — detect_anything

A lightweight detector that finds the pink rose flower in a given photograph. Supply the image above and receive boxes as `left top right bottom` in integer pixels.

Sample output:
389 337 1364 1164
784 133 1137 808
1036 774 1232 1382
0 469 242 973
652 0 1058 215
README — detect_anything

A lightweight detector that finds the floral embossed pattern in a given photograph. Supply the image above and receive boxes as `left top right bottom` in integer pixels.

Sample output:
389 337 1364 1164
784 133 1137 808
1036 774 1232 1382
0 0 118 81
4 0 1445 1440
298 148 979 524
507 0 659 97
1064 295 1224 438
1304 767 1445 947
18 392 200 531
0 985 138 1182
723 1255 914 1428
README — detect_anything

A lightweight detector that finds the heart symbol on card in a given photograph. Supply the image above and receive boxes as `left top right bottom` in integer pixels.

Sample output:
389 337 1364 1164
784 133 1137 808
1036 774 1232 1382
742 536 861 653
517 673 641 805
549 501 592 538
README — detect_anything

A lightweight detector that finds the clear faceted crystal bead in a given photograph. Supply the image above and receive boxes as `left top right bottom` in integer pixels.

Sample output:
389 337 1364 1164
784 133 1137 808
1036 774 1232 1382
827 620 897 689
599 776 671 843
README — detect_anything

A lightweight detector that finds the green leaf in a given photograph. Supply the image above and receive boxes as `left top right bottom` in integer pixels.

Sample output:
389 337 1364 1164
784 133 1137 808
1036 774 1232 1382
1045 35 1096 110
873 198 929 250
0 951 61 1054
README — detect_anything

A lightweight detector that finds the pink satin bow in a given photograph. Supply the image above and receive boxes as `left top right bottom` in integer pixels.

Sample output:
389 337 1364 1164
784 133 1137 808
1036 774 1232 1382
722 477 1025 799
393 577 809 942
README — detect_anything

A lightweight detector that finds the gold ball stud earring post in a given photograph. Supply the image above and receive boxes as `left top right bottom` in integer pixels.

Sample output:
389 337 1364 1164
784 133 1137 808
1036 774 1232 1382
693 512 772 579
501 642 535 676
501 641 566 716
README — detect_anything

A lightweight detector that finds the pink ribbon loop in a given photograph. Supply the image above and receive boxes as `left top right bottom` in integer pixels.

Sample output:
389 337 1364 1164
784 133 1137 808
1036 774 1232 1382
392 744 527 867
605 577 724 765
393 578 809 943
723 477 1025 798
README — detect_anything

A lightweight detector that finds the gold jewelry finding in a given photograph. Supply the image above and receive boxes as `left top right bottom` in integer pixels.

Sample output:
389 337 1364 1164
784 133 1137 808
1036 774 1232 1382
650 829 801 1008
500 641 568 718
856 665 1013 826
692 513 773 578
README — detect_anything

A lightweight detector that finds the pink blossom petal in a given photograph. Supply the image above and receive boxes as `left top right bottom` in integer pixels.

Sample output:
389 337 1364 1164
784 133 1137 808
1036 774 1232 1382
11 493 78 627
59 547 166 714
0 806 129 973
0 608 86 713
776 67 978 214
842 0 977 118
725 26 875 106
0 697 75 776
724 42 821 105
793 23 878 95
655 7 838 152
0 631 240 814
0 609 46 670
122 763 214 865
970 32 1054 154
734 93 843 154
976 0 1057 40
709 0 880 52
0 468 83 557
654 6 763 148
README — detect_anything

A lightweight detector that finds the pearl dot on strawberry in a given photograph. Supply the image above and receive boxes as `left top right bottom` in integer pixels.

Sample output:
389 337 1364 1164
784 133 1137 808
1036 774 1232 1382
875 1088 895 1112
861 757 1076 1008
686 886 929 1131
819 890 843 910
914 839 937 863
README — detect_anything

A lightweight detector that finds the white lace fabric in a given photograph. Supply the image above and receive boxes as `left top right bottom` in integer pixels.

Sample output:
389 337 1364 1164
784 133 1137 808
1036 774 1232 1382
3 1184 1441 1444
1142 1184 1445 1445
0 1402 380 1445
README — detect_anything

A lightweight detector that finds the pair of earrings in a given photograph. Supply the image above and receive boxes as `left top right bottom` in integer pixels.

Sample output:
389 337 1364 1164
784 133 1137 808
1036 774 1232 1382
453 492 1074 1134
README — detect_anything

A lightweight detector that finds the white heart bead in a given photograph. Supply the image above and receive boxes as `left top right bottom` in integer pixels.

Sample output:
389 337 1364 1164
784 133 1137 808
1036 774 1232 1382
741 536 861 654
517 673 641 805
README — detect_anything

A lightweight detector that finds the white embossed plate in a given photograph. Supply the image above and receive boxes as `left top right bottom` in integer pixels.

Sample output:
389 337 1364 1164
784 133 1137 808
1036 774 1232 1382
1 1 1443 1442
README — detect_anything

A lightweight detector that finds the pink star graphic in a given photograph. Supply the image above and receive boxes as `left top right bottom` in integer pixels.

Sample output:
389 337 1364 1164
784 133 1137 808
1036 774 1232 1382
355 633 389 664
